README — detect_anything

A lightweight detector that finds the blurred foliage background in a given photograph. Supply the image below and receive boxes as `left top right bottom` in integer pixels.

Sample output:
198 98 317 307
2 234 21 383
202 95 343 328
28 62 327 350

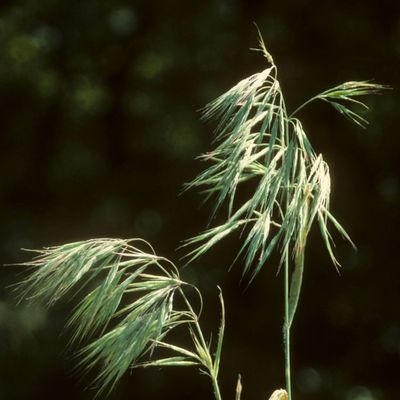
0 0 399 399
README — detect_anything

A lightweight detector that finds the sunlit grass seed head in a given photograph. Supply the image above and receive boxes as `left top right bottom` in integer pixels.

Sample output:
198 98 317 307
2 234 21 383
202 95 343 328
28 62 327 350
185 35 386 285
14 238 226 397
14 239 184 392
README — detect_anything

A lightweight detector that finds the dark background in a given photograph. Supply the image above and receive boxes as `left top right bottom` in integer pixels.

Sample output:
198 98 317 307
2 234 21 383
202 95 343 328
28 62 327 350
0 1 399 399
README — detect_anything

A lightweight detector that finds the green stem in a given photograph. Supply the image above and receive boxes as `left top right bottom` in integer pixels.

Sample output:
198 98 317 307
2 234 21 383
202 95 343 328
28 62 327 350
289 96 318 118
179 289 223 400
211 374 223 400
284 248 292 400
280 84 293 400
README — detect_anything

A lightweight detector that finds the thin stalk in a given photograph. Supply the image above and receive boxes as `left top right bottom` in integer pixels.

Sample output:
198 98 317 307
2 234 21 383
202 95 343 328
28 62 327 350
179 288 223 400
281 77 293 400
284 246 292 400
289 96 318 118
211 374 223 400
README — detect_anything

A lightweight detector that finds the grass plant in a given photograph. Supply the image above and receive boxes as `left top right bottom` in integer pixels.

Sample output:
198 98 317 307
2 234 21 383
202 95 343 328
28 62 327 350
11 31 386 400
14 238 225 399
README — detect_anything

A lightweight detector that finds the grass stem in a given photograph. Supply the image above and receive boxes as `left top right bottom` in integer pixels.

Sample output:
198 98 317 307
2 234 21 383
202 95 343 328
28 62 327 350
179 288 223 400
289 96 318 118
284 247 292 400
211 375 223 400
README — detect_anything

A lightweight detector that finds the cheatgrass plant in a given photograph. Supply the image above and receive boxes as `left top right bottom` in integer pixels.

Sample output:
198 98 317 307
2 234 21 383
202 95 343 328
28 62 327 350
14 238 225 400
11 31 386 400
184 30 387 400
